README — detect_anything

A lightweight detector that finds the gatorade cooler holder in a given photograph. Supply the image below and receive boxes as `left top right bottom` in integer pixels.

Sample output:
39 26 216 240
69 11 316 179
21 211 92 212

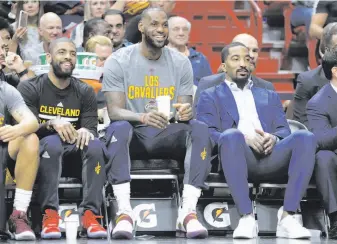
108 176 180 233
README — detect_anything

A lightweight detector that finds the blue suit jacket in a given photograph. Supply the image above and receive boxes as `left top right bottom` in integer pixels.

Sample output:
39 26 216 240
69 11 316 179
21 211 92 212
307 83 337 150
196 82 291 146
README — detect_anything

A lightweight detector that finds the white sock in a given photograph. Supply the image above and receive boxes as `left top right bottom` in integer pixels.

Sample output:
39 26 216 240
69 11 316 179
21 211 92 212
14 188 32 213
181 184 201 213
112 182 132 216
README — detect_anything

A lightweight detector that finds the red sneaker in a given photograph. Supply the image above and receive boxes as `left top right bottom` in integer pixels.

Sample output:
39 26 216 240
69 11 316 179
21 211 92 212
8 210 36 241
81 210 107 239
41 209 61 239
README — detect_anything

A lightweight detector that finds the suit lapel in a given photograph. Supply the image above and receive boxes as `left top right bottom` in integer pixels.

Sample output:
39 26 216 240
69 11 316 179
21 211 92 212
251 86 268 131
327 84 337 116
216 82 239 125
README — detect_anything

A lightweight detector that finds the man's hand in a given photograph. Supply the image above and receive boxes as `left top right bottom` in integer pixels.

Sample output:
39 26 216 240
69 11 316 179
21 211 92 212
173 103 192 121
245 129 265 154
76 128 94 150
0 125 22 142
5 52 26 73
141 111 168 129
262 132 277 155
50 118 77 144
12 27 27 42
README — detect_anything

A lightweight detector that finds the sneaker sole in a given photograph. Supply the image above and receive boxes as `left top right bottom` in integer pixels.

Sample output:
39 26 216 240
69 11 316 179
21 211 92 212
176 230 208 239
88 231 107 239
276 230 311 239
41 231 62 239
12 231 36 241
111 231 133 240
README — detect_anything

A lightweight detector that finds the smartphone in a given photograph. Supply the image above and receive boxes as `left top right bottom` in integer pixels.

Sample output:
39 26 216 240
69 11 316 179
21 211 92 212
18 10 28 28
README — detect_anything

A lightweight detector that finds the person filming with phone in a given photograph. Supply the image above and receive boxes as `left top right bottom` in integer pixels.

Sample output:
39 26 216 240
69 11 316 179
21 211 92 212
9 0 44 62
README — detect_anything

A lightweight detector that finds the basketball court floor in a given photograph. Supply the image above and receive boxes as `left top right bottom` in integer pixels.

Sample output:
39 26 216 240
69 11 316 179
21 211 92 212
2 237 337 244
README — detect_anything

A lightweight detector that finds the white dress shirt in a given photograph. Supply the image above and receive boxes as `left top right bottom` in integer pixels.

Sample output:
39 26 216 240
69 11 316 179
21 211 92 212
224 79 264 138
331 82 337 94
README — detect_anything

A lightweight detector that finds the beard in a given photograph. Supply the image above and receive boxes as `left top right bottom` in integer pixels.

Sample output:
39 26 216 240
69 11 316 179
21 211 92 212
51 60 74 79
144 32 166 49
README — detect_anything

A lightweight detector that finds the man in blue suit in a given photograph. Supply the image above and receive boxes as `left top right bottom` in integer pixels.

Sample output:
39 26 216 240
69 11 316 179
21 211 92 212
307 47 337 239
193 34 274 114
196 42 317 239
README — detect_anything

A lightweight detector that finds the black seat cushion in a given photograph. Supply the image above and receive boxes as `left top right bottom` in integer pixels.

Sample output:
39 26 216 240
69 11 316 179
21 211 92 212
131 159 180 172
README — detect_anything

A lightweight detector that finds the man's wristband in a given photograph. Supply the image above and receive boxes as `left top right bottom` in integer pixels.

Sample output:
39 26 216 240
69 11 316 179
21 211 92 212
17 69 28 78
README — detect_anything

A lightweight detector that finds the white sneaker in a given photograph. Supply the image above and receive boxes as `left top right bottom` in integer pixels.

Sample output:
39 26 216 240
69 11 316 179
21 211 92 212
233 215 257 239
176 210 208 239
276 207 311 239
111 214 134 240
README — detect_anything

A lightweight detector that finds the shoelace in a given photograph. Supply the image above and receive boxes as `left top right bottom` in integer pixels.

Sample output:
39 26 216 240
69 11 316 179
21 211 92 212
84 213 103 228
11 214 30 232
43 212 61 226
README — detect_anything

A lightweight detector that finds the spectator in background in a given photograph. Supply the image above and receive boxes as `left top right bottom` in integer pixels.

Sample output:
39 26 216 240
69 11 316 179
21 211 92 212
110 0 149 21
85 35 113 122
167 16 212 86
0 17 14 54
309 0 337 40
80 18 113 52
124 0 176 44
194 34 274 113
196 42 316 240
290 0 316 36
17 38 107 240
103 10 133 51
0 19 36 86
292 23 337 127
44 1 84 16
23 12 63 65
70 0 110 49
0 35 40 241
10 0 44 61
307 46 337 239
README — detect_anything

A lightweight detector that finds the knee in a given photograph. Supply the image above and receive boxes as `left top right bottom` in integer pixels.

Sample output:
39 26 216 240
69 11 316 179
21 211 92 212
291 130 317 147
41 135 63 158
218 129 245 147
86 138 104 157
315 150 337 171
23 133 39 153
189 120 210 138
106 121 133 144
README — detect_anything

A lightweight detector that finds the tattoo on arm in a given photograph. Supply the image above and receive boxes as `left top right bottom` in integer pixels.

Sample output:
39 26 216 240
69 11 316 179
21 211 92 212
11 105 36 124
104 91 142 122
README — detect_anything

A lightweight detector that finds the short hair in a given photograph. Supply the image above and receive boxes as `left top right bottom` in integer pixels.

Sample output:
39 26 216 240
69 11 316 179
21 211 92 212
49 37 75 53
85 35 112 52
322 47 337 80
321 23 337 54
0 17 14 38
83 18 108 47
103 9 126 24
221 42 248 63
168 16 191 31
141 7 167 21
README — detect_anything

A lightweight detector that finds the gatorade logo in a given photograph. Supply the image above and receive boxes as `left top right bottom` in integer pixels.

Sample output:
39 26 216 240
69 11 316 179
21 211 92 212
133 204 157 228
203 202 230 228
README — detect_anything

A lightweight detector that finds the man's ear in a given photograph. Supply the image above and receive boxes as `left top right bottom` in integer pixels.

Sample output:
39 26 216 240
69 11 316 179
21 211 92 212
138 20 144 34
332 66 337 79
220 63 226 73
46 53 52 64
